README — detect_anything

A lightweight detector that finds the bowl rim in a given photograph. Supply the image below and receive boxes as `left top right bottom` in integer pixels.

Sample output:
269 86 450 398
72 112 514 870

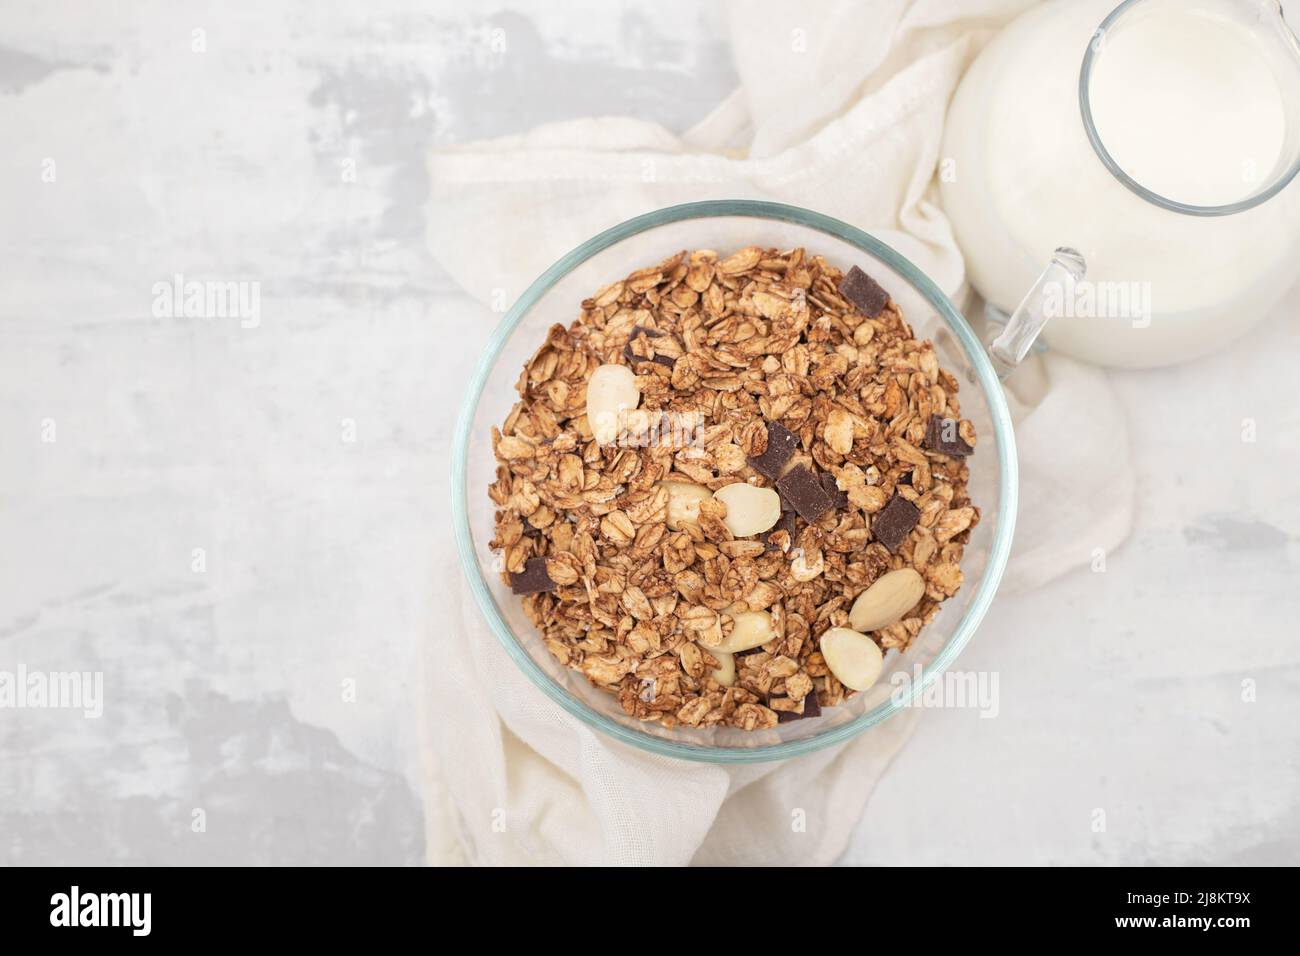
450 199 1018 764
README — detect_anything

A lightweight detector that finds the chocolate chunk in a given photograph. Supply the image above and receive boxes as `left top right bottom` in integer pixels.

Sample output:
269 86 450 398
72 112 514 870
747 421 799 480
838 265 890 318
872 495 920 554
763 508 798 552
509 556 556 595
776 464 835 523
624 326 677 369
802 689 821 719
923 414 974 458
624 344 677 369
819 472 848 509
777 689 822 723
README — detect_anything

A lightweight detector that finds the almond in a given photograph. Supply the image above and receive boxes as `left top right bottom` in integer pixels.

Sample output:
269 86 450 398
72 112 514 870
715 610 775 653
848 568 925 633
713 482 781 537
658 480 713 530
819 627 884 691
708 648 736 687
585 363 639 445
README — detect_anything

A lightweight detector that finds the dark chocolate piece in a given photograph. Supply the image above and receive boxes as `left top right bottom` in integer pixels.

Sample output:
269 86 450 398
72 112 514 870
509 556 556 595
776 464 835 523
819 472 849 509
872 495 920 554
624 326 677 369
838 265 890 318
923 414 974 458
747 421 799 480
624 343 676 368
763 508 798 552
777 689 822 723
802 688 822 719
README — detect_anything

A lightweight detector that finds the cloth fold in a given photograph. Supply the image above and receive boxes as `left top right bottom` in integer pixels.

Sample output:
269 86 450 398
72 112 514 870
423 0 1134 866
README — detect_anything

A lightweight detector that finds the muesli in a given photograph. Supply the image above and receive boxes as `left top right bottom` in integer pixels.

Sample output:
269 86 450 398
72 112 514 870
488 247 978 731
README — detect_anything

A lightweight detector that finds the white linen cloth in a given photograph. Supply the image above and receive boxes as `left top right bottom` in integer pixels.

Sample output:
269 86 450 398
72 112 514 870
422 0 1134 865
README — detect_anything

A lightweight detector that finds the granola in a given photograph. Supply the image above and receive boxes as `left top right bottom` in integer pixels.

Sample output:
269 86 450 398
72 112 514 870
487 247 979 732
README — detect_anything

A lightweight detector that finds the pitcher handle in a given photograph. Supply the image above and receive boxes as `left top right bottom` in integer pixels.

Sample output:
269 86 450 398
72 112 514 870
988 247 1087 379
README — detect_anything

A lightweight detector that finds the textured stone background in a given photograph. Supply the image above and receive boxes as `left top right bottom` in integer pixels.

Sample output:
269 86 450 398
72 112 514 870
1 0 1297 865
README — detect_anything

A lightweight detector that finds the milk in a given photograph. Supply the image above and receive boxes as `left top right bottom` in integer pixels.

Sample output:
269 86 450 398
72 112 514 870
1089 4 1287 207
941 0 1300 368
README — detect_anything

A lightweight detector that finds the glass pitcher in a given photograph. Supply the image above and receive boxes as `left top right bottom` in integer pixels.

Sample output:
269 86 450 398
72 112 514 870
941 0 1300 370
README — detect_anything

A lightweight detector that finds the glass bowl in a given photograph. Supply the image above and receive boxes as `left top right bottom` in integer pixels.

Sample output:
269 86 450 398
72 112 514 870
451 200 1017 764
